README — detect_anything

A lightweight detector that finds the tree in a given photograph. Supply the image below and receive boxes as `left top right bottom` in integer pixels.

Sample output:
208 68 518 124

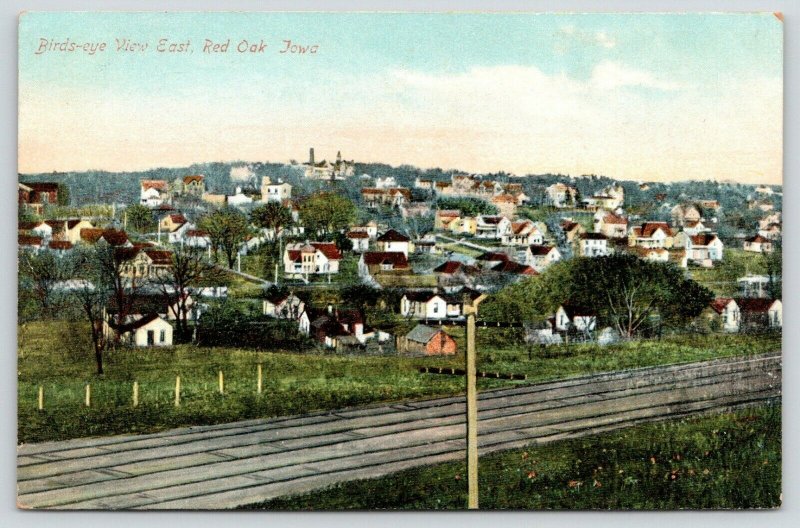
565 254 712 337
199 207 251 268
18 249 73 318
153 246 222 342
125 203 155 232
340 284 381 310
764 241 782 299
299 192 356 236
250 202 293 241
56 183 70 206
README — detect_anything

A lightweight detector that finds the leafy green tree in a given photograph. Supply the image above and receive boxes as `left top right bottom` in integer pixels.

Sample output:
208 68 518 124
340 284 381 310
250 202 293 241
435 197 497 217
299 192 356 236
57 183 70 206
199 207 251 268
125 203 155 232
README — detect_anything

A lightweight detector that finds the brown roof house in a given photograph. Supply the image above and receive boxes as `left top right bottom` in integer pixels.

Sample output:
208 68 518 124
283 242 342 279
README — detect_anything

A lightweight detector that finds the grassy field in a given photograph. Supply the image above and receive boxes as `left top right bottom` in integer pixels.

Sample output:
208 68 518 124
247 404 781 510
17 321 780 444
688 248 769 297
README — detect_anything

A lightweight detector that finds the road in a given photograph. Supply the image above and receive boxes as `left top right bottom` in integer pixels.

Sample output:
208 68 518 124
17 353 780 510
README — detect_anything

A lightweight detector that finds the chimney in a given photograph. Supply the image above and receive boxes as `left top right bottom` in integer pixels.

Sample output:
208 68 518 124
309 147 315 165
337 150 342 162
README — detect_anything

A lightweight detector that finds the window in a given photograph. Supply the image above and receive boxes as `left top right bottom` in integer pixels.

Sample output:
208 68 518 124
159 329 166 343
433 304 439 314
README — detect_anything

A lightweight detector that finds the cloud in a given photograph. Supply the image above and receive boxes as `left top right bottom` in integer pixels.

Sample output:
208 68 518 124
557 26 617 50
589 60 682 91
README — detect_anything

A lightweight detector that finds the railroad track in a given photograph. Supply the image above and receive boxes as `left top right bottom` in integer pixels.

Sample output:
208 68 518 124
17 352 781 510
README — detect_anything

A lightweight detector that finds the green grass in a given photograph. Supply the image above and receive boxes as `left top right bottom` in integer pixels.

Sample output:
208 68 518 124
438 242 483 258
17 322 780 444
246 403 781 510
688 248 769 297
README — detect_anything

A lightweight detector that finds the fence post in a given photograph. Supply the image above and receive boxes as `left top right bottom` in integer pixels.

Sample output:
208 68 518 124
257 364 262 394
38 385 43 411
175 376 181 407
218 370 224 395
133 381 139 407
85 384 91 407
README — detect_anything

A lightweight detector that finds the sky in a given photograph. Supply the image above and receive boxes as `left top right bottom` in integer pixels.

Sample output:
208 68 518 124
18 12 783 184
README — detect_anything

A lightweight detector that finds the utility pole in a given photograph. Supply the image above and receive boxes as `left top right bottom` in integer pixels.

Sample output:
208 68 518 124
463 292 486 510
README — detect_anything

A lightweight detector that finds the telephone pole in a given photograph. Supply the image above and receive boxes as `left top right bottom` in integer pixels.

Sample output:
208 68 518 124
463 292 486 509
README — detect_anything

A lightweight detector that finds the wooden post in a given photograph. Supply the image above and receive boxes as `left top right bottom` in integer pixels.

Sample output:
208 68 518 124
38 385 43 411
85 384 91 407
218 370 224 395
463 292 486 510
133 381 139 407
175 376 181 407
257 364 263 394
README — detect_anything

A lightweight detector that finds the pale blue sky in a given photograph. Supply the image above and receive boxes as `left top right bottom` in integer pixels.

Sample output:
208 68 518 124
18 12 783 183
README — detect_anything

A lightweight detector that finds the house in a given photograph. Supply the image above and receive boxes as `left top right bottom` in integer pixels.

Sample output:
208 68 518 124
671 204 702 226
578 233 610 257
140 180 170 207
374 176 398 189
47 240 74 256
476 251 511 270
582 184 624 210
107 292 196 323
346 231 370 252
63 219 95 244
475 215 511 239
755 185 775 196
743 234 774 254
593 212 627 239
435 209 461 230
699 199 721 211
737 275 772 298
758 212 781 230
306 306 372 348
118 247 174 279
168 221 196 245
283 242 342 278
736 298 782 329
490 260 538 277
554 303 597 334
560 219 585 242
19 182 59 213
682 220 711 236
227 187 254 207
758 223 781 240
399 325 457 356
631 247 670 263
413 239 438 254
18 221 53 241
629 222 674 249
491 194 518 217
263 291 305 320
525 245 562 271
185 229 212 249
104 313 173 347
18 234 43 252
703 298 741 333
261 177 292 203
202 193 227 206
433 260 480 276
502 221 544 246
401 203 432 219
350 221 379 240
159 213 188 234
358 251 410 278
675 233 724 265
376 229 412 256
545 183 578 208
414 178 435 190
400 289 481 320
449 216 478 235
177 175 205 197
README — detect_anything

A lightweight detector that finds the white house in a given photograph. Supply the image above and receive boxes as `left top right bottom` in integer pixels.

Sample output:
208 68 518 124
227 187 254 207
593 212 627 239
283 242 342 278
140 180 170 208
683 233 724 264
376 229 412 256
743 234 774 254
374 176 398 189
261 178 292 203
501 221 544 246
475 215 512 239
263 292 305 320
400 290 471 320
629 222 674 249
350 221 379 240
736 298 782 329
185 229 212 249
578 232 610 257
525 245 561 271
347 231 370 252
707 298 741 333
19 221 53 241
554 304 597 334
545 183 578 208
104 313 173 347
